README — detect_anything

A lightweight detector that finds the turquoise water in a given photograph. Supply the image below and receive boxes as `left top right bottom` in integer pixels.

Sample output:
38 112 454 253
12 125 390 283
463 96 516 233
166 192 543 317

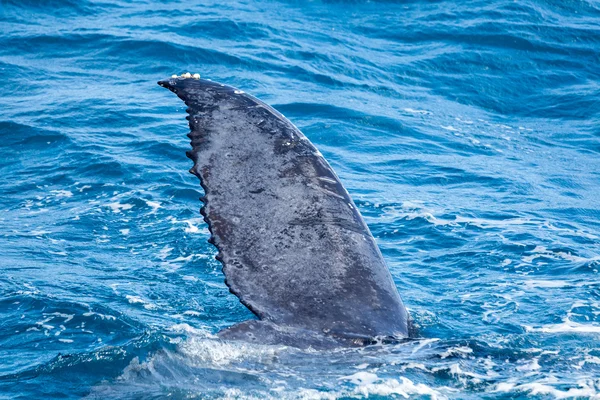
1 0 600 398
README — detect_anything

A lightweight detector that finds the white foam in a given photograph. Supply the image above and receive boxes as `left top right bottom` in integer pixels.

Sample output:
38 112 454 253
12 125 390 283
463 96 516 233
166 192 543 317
168 323 213 337
495 379 600 399
145 200 161 214
455 117 473 124
441 125 458 132
50 190 73 198
178 335 284 367
105 334 455 400
169 255 194 263
403 108 431 115
347 375 447 399
523 279 570 289
440 363 491 381
126 295 144 304
30 229 52 236
383 202 537 230
399 362 429 372
184 220 199 233
516 358 541 372
169 217 207 234
157 246 173 260
125 295 157 310
106 202 134 213
525 315 600 334
83 311 116 320
440 346 473 359
44 312 74 323
521 245 597 264
453 215 531 229
383 204 600 247
576 355 600 369
54 325 66 336
339 372 379 385
410 338 440 355
543 221 599 240
501 259 512 267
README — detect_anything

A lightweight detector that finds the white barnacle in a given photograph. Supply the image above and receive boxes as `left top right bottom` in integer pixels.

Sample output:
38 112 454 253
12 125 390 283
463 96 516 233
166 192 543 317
171 74 178 78
182 72 192 78
234 90 245 94
193 73 200 79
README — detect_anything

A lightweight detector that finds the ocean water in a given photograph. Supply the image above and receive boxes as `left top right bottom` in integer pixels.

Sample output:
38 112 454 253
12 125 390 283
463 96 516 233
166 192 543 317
1 0 599 398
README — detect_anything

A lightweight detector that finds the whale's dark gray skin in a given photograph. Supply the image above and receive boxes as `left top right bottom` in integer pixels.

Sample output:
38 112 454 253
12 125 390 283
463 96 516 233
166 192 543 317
158 77 410 348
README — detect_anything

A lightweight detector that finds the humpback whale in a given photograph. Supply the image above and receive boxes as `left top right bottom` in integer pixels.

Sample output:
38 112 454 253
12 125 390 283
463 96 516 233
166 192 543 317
158 75 410 347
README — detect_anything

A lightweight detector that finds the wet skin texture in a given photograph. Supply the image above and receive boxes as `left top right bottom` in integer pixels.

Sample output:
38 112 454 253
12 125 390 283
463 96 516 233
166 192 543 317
159 77 409 348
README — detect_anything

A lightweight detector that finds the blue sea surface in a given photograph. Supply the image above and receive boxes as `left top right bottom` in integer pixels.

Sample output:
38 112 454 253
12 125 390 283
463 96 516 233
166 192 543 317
1 0 600 398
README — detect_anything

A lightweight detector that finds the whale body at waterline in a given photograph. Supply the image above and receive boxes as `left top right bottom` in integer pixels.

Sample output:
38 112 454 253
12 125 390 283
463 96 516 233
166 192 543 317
158 76 410 348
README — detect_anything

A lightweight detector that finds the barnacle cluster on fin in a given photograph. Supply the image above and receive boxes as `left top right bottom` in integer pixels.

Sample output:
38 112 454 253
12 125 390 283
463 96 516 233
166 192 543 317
170 72 201 79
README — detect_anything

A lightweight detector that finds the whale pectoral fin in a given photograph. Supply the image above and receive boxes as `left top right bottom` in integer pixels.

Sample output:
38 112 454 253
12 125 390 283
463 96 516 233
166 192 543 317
159 77 410 343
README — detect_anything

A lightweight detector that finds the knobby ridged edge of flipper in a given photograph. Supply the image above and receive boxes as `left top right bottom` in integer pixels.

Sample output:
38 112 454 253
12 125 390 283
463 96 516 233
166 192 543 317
158 77 267 324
